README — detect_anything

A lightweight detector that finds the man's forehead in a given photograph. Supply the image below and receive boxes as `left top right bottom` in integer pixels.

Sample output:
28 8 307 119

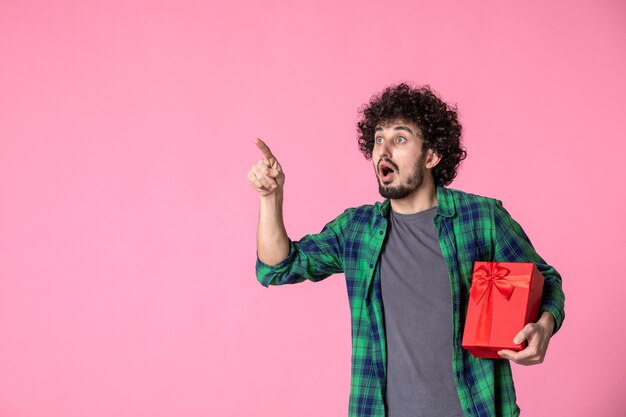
375 119 419 133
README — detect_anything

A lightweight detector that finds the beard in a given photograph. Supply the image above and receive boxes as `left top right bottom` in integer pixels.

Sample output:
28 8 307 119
377 152 427 199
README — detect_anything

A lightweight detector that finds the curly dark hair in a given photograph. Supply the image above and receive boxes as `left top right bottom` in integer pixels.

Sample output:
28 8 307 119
357 82 467 186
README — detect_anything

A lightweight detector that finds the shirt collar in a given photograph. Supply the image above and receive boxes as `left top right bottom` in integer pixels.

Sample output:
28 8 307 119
376 184 456 218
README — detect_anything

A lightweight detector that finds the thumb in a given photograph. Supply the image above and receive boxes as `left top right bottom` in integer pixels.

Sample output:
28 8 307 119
513 327 530 344
265 167 282 178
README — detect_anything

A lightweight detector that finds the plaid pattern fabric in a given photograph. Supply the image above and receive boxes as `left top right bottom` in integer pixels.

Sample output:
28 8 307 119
256 185 565 417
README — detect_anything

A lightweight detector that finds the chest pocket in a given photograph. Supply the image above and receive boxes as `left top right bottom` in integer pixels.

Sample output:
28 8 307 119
455 231 492 262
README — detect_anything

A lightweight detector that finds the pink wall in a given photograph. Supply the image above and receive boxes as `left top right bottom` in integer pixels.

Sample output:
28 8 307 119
1 1 624 416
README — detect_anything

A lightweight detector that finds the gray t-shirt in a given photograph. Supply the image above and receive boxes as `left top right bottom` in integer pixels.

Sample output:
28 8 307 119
380 205 465 417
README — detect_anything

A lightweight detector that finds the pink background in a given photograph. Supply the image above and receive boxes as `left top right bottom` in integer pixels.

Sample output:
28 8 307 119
1 1 625 416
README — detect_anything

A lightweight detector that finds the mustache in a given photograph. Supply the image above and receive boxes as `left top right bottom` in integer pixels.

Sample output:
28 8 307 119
378 158 399 172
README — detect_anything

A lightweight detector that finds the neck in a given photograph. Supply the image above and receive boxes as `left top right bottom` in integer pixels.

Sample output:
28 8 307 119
389 179 438 214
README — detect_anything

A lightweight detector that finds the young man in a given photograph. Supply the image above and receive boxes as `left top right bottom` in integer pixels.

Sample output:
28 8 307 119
248 83 565 417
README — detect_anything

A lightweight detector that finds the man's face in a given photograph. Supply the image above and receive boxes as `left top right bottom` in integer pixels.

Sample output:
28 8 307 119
372 119 429 200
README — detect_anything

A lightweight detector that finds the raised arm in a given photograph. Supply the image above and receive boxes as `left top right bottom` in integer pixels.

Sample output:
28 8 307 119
249 139 350 287
248 138 289 266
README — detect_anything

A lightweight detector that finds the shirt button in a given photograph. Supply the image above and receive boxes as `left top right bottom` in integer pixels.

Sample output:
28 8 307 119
369 263 374 268
379 230 383 235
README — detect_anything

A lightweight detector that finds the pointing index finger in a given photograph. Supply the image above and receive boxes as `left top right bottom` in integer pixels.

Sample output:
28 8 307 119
254 138 275 160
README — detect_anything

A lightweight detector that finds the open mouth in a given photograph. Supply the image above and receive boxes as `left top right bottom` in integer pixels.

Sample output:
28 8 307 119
380 164 396 181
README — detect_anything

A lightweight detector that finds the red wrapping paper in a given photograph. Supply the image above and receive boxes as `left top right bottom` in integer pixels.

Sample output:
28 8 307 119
462 261 544 359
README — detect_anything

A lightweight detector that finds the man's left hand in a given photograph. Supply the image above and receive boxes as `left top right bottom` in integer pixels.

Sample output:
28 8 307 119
497 311 555 365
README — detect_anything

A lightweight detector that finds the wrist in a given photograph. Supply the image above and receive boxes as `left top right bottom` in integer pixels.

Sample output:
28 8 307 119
261 191 283 203
539 311 556 335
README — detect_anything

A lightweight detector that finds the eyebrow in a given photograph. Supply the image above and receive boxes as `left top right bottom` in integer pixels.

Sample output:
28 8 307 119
375 125 414 134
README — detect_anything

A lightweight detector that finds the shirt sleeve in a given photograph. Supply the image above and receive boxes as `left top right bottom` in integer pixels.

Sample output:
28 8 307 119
255 208 353 288
492 199 565 336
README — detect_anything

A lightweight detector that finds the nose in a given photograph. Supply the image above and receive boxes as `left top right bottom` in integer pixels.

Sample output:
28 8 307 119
378 139 392 161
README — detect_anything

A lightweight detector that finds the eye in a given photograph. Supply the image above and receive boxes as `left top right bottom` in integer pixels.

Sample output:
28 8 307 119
375 136 383 144
396 136 406 143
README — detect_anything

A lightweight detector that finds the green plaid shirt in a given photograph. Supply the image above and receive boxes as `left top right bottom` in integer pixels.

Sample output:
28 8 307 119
256 185 565 417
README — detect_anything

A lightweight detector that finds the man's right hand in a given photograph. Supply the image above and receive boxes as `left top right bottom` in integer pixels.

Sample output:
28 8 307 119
248 138 285 197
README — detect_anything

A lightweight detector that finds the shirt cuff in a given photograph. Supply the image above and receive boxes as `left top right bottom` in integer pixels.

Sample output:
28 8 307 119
255 239 296 287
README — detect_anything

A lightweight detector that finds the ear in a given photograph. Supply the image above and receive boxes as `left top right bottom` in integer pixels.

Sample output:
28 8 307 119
425 149 442 169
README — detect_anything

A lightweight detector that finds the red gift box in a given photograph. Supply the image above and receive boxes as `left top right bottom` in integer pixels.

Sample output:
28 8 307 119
462 261 544 359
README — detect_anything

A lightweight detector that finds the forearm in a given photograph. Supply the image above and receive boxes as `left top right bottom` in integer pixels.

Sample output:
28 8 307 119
257 191 290 266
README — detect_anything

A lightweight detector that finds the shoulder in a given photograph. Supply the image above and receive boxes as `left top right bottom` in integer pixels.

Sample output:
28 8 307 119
442 188 523 235
444 186 502 209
